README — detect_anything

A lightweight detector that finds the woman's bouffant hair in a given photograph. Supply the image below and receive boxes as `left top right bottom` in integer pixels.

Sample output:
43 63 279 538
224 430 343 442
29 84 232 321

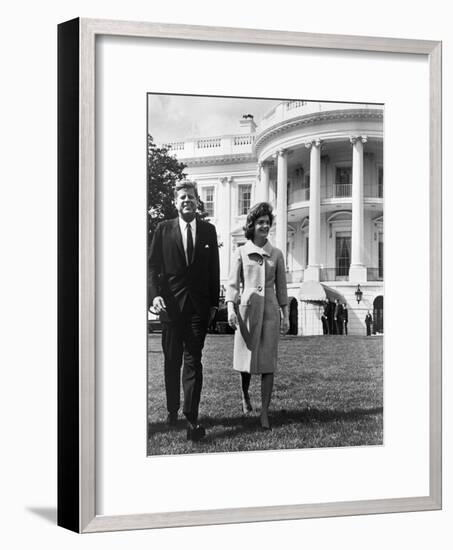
243 202 274 240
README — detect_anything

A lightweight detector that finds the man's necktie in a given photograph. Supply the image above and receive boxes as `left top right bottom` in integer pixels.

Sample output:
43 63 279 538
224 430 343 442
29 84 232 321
186 223 194 265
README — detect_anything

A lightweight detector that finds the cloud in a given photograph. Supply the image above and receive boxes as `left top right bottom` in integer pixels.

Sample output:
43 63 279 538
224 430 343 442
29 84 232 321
147 94 280 143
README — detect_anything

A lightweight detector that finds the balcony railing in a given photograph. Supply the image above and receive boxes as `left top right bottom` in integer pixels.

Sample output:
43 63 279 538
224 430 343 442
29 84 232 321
284 267 384 284
197 138 221 149
159 133 256 160
285 100 307 111
233 135 255 146
323 184 383 200
163 141 185 151
367 268 384 281
334 183 352 198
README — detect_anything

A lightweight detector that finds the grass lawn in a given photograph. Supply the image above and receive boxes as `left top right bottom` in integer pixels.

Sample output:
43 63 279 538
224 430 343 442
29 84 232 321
147 334 383 455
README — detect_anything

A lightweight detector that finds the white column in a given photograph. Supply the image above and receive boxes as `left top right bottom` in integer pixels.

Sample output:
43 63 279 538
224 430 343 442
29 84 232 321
257 161 270 203
268 170 276 207
304 139 322 281
276 150 288 259
349 136 367 282
220 176 232 278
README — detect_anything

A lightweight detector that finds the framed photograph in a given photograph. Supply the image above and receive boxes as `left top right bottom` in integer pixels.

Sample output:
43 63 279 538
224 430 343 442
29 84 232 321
58 18 442 532
146 93 385 457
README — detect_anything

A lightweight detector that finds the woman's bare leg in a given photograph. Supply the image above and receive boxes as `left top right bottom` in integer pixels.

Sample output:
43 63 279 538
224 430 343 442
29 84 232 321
240 372 252 413
260 373 274 429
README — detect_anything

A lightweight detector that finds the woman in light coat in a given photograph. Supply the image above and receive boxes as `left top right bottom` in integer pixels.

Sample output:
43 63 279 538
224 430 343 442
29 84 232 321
226 203 289 429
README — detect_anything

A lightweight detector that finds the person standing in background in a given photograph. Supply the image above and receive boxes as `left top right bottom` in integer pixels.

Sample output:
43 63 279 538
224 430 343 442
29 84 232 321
365 311 373 336
343 303 348 335
322 300 330 334
334 299 344 335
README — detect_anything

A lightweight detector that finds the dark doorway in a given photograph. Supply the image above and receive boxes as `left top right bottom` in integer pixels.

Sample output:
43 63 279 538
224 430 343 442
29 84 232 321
373 295 384 333
335 234 351 278
288 297 298 335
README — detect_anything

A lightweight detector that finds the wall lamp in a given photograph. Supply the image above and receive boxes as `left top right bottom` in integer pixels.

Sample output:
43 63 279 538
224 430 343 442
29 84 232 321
355 284 363 304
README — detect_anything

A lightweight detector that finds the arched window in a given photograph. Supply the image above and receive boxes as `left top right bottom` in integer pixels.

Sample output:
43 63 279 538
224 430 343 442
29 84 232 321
373 295 384 334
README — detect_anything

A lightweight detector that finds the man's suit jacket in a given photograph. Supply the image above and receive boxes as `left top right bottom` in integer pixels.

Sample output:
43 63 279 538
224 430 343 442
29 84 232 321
334 303 344 320
148 217 220 321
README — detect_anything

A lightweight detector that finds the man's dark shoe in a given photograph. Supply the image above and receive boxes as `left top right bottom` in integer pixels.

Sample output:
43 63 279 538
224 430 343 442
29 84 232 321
186 424 206 442
167 412 178 427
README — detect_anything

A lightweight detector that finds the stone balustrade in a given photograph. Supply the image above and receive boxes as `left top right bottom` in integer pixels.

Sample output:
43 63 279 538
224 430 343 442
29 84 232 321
161 134 255 160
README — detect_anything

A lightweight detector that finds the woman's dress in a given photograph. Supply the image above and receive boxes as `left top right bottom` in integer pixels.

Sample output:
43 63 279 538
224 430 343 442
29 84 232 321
226 239 288 374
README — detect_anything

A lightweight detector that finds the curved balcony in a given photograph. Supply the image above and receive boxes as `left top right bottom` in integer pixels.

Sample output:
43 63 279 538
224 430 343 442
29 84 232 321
257 100 383 138
285 267 384 284
287 183 383 206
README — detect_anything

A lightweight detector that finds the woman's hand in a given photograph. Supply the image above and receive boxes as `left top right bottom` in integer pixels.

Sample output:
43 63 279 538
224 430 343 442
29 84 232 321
228 311 238 330
227 302 238 330
280 305 289 335
281 316 289 335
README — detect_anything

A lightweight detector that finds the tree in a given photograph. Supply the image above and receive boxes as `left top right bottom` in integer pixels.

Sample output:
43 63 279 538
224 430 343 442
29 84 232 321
147 134 187 237
147 134 211 242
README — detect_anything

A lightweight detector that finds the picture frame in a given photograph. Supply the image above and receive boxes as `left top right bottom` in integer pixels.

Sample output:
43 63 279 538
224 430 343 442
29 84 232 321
58 17 442 533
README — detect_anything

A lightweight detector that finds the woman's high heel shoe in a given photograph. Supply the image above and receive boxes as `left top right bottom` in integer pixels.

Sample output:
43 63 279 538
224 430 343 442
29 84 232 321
260 412 271 430
241 395 253 414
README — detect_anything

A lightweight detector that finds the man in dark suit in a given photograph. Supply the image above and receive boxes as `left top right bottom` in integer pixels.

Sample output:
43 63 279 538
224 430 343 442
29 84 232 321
321 300 330 335
149 181 220 441
342 303 349 335
365 311 373 336
327 299 335 334
334 299 344 335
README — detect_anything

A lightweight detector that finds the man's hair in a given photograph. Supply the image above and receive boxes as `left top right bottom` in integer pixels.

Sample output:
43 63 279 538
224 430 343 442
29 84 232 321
243 202 274 240
174 180 198 198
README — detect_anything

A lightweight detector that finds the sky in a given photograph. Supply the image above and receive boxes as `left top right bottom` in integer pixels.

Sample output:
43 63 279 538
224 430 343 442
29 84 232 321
147 94 281 144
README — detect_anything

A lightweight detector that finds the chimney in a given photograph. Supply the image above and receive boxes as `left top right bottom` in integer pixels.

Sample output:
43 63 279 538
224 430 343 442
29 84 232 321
239 114 257 135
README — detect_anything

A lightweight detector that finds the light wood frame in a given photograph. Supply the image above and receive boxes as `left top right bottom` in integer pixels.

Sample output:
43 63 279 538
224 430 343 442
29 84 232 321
57 18 442 533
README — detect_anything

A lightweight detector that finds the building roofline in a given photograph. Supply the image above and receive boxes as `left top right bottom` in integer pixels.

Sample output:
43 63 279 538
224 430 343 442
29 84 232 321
183 153 257 167
254 108 383 152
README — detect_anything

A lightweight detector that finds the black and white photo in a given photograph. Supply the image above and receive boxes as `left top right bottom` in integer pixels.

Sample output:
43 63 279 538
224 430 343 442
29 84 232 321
147 94 384 455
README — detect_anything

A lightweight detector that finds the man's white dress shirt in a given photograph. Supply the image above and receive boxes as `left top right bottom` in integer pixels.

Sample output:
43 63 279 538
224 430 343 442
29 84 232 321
178 217 197 265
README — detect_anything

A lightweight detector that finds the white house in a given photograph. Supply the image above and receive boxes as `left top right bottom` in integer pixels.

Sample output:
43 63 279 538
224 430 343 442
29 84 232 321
162 100 384 336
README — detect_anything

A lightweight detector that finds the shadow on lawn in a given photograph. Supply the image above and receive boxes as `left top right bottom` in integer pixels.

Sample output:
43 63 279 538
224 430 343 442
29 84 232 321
149 406 383 441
